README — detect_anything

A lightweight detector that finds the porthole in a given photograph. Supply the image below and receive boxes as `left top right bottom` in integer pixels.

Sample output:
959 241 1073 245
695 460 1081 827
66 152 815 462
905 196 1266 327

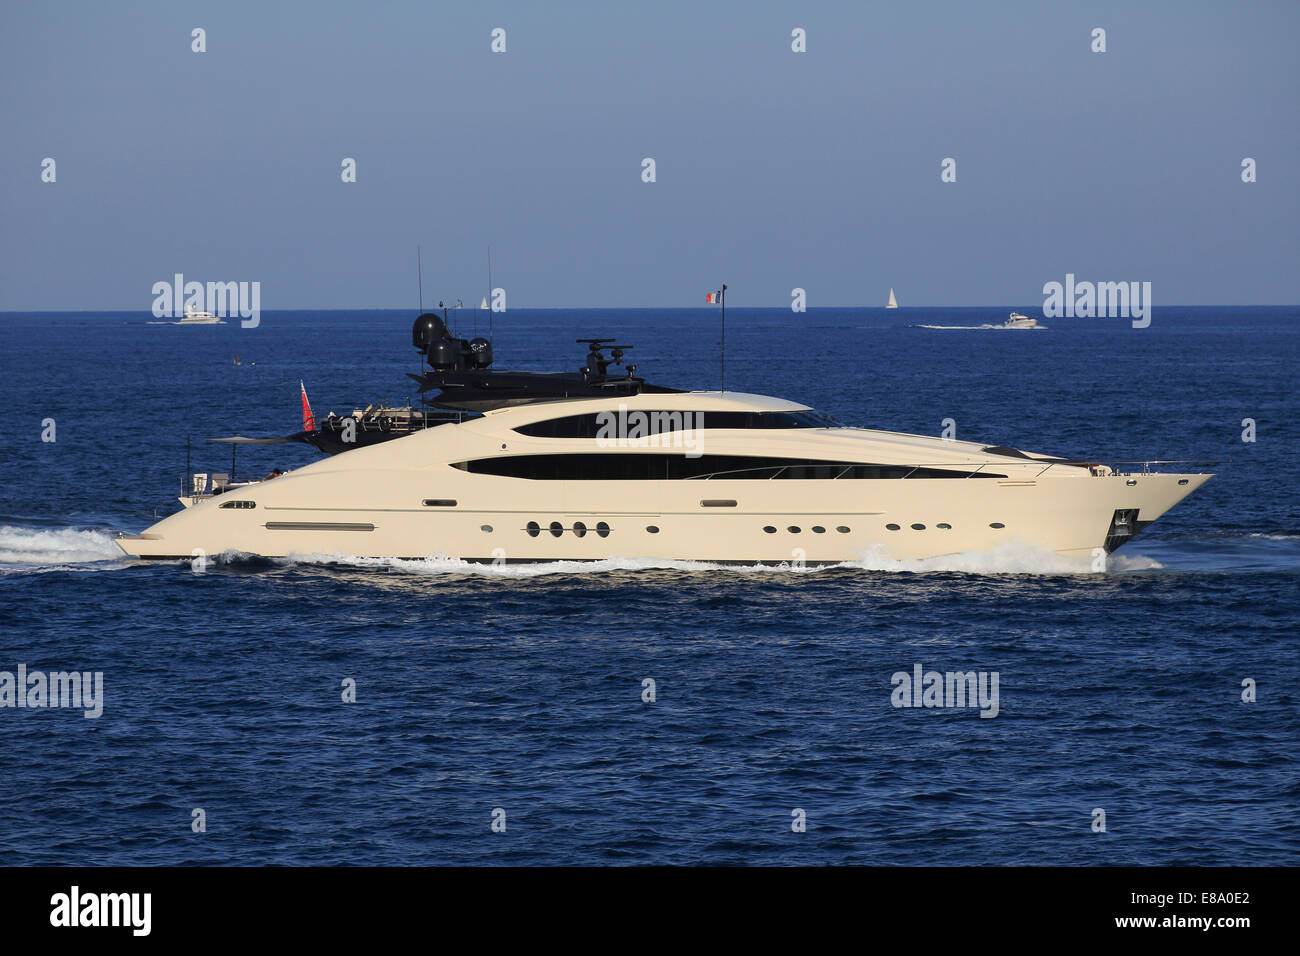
787 526 801 533
525 521 540 538
422 498 457 507
701 499 737 508
549 521 564 537
763 526 777 534
646 525 660 534
885 523 901 531
573 521 587 538
937 523 951 530
1178 478 1189 486
480 524 493 533
990 522 1005 529
1125 479 1138 486
836 526 850 533
812 526 826 534
911 523 926 531
596 521 610 538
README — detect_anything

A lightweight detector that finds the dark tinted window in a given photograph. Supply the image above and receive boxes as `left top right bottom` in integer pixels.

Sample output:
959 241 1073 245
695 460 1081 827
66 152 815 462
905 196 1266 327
452 454 1004 481
513 409 841 437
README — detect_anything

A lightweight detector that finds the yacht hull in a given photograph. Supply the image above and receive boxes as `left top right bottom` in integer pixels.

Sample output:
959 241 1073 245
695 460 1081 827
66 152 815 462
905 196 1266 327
116 429 1210 565
117 392 1212 566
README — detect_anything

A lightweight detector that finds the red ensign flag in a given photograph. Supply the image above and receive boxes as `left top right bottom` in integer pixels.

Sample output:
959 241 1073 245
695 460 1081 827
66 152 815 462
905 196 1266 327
300 381 315 431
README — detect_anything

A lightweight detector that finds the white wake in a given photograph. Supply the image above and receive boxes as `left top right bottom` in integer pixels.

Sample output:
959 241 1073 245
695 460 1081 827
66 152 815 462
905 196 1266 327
0 525 125 566
913 324 1045 331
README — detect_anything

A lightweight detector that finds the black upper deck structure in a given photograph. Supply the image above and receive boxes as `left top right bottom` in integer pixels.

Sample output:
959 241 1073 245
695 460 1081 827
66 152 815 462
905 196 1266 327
208 310 684 459
407 311 680 412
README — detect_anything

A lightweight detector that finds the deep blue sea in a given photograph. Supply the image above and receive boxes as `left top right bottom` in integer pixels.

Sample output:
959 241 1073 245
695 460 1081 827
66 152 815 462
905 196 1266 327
0 306 1296 865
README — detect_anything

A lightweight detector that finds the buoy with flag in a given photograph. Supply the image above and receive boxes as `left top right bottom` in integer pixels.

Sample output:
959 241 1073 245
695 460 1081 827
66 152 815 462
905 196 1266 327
300 381 315 432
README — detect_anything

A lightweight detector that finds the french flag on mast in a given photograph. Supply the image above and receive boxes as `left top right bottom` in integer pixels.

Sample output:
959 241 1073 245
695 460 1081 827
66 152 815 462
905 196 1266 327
706 291 721 303
300 380 315 431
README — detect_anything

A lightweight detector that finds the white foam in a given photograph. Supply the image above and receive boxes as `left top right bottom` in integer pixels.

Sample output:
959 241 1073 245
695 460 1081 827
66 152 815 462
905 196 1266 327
269 540 1154 577
273 550 822 578
0 525 124 565
849 540 1142 574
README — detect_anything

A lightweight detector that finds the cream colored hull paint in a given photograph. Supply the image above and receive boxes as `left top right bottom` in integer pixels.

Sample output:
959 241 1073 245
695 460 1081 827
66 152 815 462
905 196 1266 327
116 391 1211 562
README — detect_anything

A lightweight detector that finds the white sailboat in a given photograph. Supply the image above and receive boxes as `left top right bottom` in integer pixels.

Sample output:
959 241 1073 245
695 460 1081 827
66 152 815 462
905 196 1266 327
886 288 899 309
480 296 488 309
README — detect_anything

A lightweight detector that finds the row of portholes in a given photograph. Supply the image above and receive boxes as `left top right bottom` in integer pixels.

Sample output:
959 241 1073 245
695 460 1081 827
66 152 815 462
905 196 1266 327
763 525 851 534
523 520 612 538
884 522 1005 531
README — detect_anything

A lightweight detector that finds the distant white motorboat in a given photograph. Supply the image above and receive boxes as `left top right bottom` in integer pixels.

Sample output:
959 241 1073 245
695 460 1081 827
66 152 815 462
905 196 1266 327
886 288 899 309
1003 312 1043 330
178 306 224 325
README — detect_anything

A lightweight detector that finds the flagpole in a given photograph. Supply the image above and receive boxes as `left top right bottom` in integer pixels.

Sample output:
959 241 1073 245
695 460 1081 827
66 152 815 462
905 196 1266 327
720 283 727 395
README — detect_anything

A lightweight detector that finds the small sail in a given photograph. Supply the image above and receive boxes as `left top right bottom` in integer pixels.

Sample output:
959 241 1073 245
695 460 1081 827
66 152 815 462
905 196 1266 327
480 296 488 309
300 381 316 431
886 288 899 309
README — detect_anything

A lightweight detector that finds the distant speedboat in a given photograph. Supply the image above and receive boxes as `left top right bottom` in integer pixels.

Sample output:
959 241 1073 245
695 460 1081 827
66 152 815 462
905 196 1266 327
1003 312 1042 330
178 307 223 325
886 288 899 309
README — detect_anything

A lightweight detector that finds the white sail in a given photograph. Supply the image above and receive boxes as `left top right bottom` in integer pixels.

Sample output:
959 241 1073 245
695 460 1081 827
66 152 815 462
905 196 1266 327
886 288 899 309
480 297 488 309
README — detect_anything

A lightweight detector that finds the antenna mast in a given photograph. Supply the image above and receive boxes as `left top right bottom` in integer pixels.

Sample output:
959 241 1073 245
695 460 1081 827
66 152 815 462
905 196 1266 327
417 245 424 312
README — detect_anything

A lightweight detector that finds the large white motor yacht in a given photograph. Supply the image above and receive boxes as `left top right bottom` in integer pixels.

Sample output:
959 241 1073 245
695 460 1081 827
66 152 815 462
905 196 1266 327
178 306 224 325
116 313 1211 564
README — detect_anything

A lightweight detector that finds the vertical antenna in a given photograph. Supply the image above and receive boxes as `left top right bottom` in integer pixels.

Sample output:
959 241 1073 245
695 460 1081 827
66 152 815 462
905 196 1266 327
417 245 424 312
487 244 494 344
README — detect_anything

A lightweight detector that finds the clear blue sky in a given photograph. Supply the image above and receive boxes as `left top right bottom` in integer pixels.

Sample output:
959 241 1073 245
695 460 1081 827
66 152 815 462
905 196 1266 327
2 0 1296 309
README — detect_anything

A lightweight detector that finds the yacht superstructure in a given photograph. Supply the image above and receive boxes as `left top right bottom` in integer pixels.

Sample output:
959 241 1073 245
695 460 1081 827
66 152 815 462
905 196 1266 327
116 312 1212 564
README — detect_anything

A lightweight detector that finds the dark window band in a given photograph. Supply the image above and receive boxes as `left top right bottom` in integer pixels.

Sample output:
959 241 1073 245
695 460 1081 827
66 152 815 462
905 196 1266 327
451 454 1004 481
513 409 841 438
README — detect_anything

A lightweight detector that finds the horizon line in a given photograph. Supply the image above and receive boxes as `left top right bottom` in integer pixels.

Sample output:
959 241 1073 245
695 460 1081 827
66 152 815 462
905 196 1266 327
1 303 1297 314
